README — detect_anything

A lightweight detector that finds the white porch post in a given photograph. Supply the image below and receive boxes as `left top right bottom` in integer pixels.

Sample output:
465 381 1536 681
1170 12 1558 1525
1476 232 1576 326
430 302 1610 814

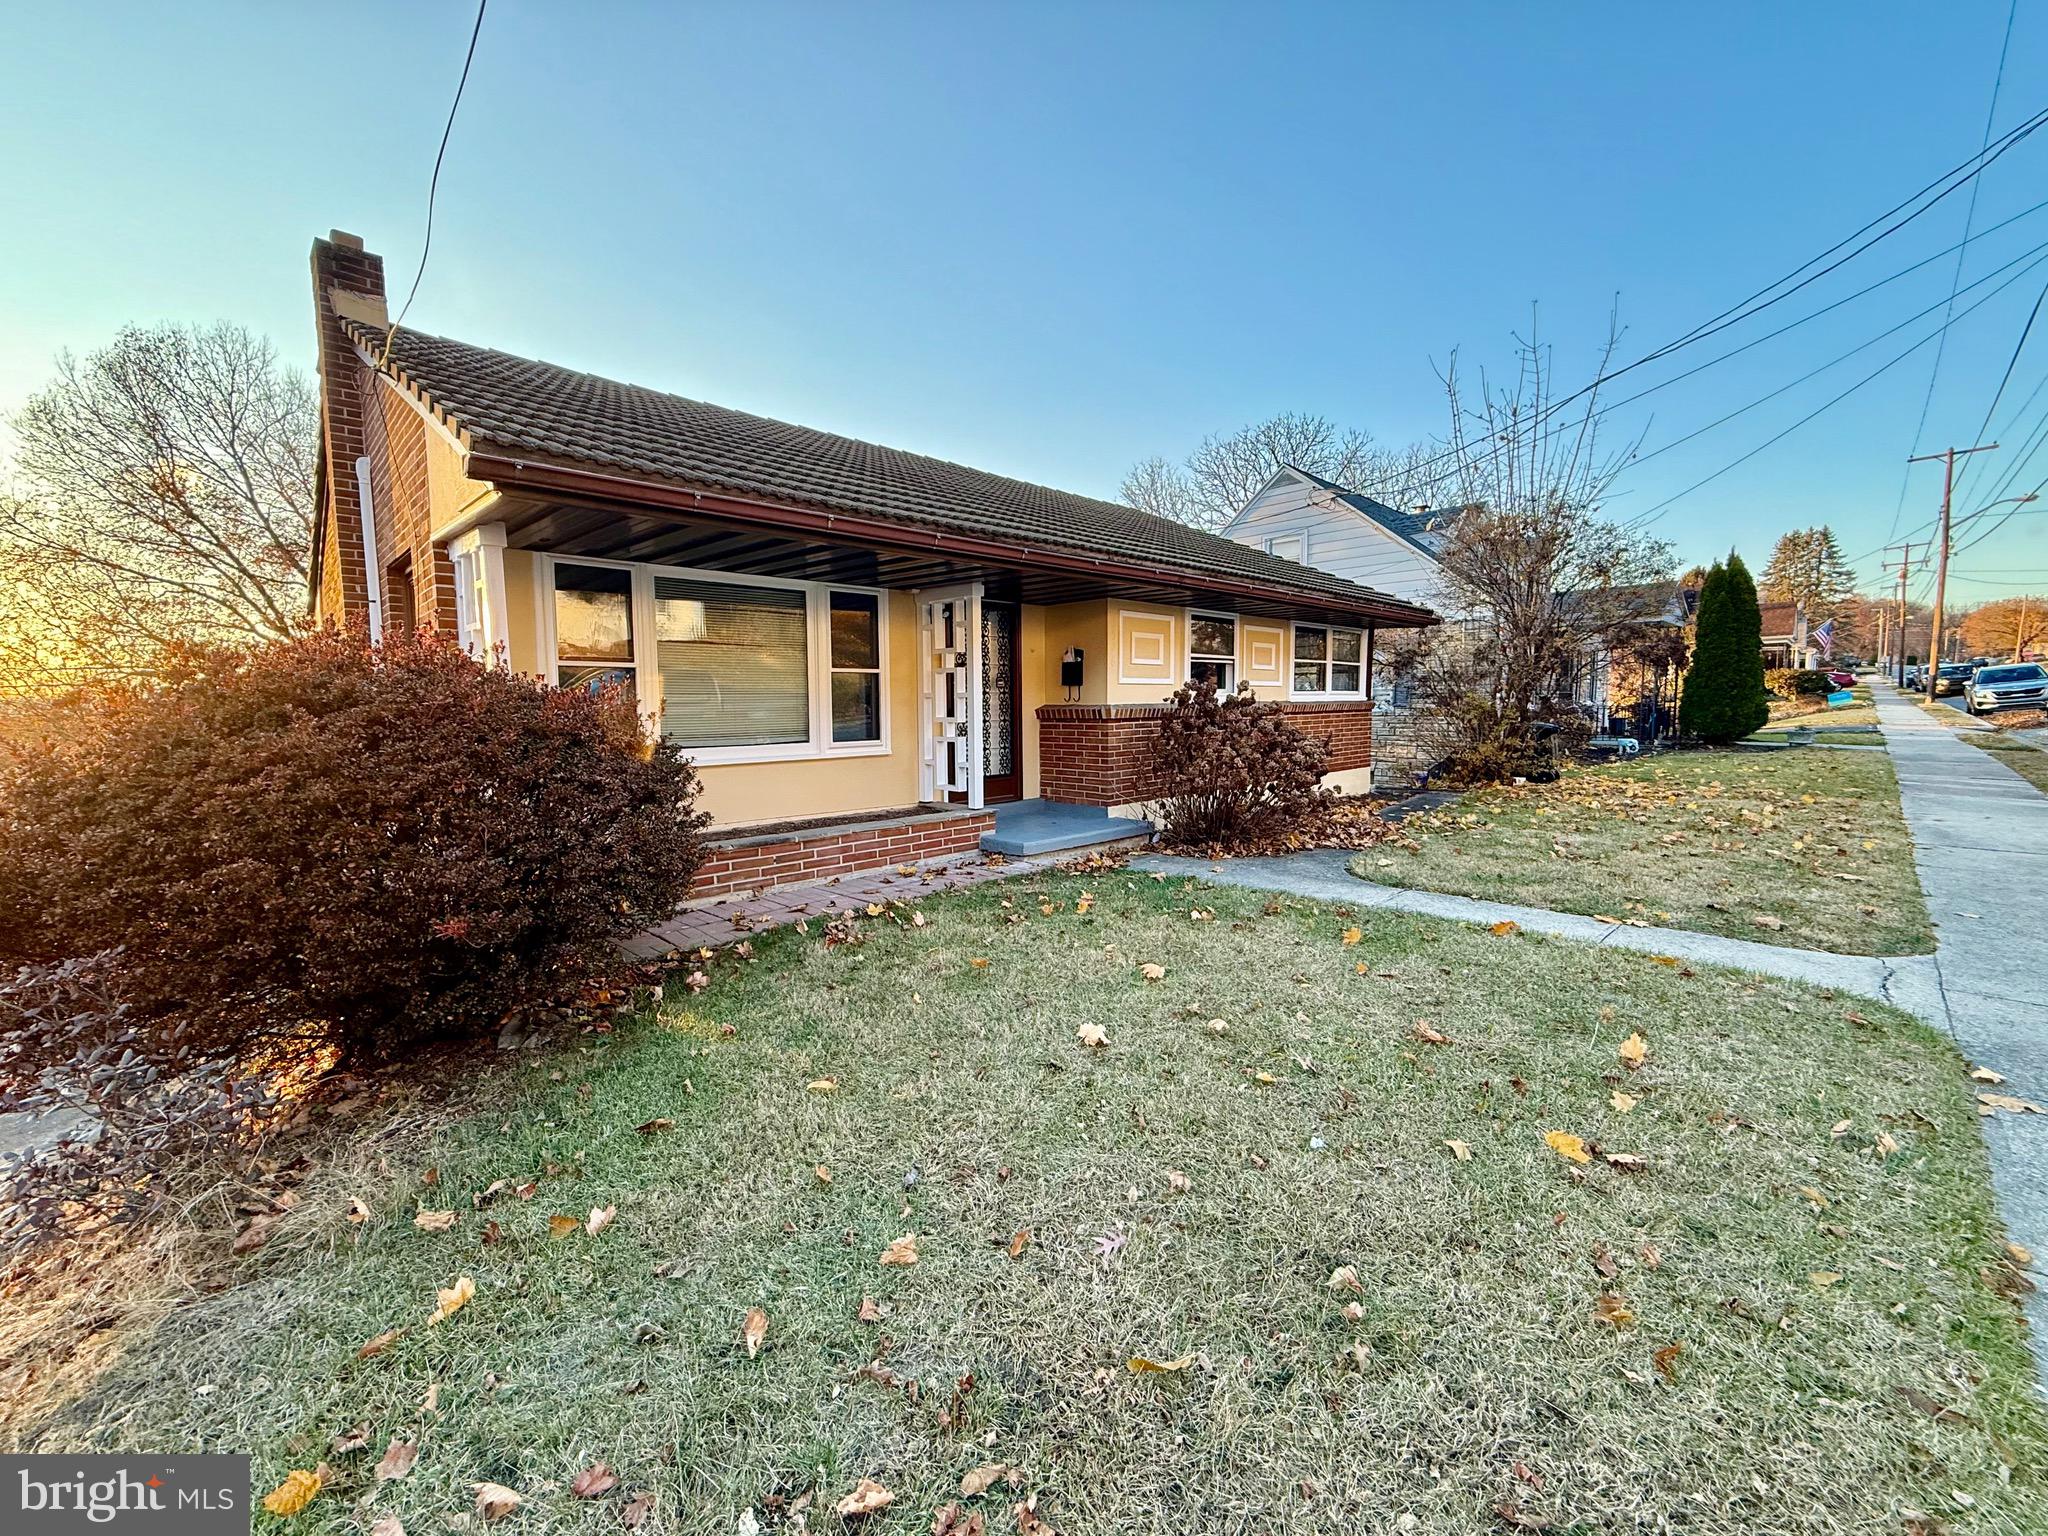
448 521 509 663
915 583 985 808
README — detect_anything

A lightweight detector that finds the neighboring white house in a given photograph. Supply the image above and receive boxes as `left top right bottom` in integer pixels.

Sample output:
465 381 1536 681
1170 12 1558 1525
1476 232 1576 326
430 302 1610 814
1223 465 1687 782
1222 464 1453 611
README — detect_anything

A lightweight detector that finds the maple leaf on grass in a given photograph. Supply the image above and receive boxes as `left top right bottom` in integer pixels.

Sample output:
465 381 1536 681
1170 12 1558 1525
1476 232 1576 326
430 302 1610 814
834 1478 894 1519
429 1274 474 1324
572 1463 620 1499
473 1482 523 1522
261 1467 324 1517
879 1233 920 1266
742 1306 769 1359
374 1438 418 1482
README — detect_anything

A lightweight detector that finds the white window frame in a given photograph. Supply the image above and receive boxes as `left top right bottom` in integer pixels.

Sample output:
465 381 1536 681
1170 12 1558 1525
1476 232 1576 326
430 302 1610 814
826 590 886 748
1186 608 1239 691
448 523 508 664
536 553 890 765
1266 531 1309 564
1290 622 1369 699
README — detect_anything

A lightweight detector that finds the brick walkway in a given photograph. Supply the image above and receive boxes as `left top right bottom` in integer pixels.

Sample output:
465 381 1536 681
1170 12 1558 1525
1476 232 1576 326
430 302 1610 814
623 851 1062 958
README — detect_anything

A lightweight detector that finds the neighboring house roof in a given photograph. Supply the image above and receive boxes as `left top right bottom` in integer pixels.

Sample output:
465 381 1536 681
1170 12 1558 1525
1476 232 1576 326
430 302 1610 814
343 322 1435 623
1282 464 1451 559
1759 600 1798 641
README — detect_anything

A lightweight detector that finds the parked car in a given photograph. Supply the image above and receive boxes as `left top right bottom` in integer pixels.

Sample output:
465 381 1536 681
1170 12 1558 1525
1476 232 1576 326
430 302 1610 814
1965 662 2048 714
1903 665 1924 689
1933 662 1975 696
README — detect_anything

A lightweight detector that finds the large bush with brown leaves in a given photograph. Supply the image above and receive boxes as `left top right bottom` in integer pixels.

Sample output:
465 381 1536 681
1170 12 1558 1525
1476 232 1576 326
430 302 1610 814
0 630 707 1064
1153 679 1334 848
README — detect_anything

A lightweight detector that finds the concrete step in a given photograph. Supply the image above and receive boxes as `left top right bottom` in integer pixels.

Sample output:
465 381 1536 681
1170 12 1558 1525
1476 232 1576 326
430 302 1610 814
980 799 1154 857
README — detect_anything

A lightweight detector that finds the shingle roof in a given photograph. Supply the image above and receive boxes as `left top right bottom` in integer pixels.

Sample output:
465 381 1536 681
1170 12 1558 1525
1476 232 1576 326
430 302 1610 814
1286 464 1449 557
344 322 1434 623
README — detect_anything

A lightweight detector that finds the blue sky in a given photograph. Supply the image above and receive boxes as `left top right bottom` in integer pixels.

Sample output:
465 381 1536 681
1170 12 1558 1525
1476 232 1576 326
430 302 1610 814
4 1 2048 604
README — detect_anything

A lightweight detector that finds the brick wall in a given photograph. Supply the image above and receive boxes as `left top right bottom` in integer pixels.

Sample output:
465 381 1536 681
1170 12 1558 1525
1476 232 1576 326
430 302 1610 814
689 810 995 898
361 367 459 633
1035 701 1373 807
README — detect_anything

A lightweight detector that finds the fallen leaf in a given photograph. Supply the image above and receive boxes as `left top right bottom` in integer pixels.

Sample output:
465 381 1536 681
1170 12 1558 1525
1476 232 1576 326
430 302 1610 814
857 1295 883 1323
1978 1091 2048 1116
1591 1242 1618 1279
635 1117 675 1135
969 958 991 969
1327 1264 1365 1293
1340 927 1363 946
587 1205 616 1236
429 1274 475 1324
1444 1139 1472 1162
834 1478 894 1519
1076 1022 1108 1048
1896 1385 1974 1426
370 1516 405 1536
742 1306 769 1359
1617 1033 1648 1070
1489 920 1519 936
414 1209 457 1232
1809 1270 1843 1288
933 1504 986 1536
879 1233 920 1266
374 1439 419 1483
1593 1294 1634 1327
1648 954 1678 967
1639 1241 1662 1268
572 1464 620 1499
356 1327 406 1359
1970 1066 2007 1084
2007 1241 2034 1267
617 1492 655 1528
1752 914 1785 930
1653 1342 1683 1381
1138 963 1166 982
1014 1497 1058 1536
1008 1229 1031 1260
548 1213 582 1238
233 1213 279 1254
960 1464 1011 1497
807 1077 839 1093
346 1198 372 1225
474 1482 523 1522
262 1469 323 1517
814 1164 833 1185
1543 1131 1592 1165
1411 1020 1450 1046
1602 1152 1646 1173
1126 1355 1194 1373
1609 1091 1637 1113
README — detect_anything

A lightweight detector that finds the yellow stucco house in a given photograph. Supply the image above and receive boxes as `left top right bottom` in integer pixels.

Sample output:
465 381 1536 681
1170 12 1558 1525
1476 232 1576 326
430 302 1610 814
307 232 1437 896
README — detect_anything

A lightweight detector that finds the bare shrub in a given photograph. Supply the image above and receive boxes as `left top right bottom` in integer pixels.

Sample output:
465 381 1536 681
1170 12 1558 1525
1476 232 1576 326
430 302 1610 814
1153 680 1333 848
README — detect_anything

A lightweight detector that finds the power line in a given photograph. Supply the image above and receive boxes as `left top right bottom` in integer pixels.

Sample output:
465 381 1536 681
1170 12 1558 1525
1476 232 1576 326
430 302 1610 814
1885 0 2020 541
1622 245 2048 527
378 0 490 367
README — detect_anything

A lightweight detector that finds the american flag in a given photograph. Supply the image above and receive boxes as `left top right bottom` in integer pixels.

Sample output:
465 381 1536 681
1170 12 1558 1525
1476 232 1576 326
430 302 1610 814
1811 618 1835 657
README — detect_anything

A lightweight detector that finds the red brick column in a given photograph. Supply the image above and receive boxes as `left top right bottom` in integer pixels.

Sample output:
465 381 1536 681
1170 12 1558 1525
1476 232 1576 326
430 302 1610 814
1034 701 1373 806
310 233 385 629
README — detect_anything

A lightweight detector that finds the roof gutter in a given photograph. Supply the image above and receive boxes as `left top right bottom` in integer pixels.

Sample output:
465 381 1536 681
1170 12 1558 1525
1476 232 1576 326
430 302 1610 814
463 452 1440 629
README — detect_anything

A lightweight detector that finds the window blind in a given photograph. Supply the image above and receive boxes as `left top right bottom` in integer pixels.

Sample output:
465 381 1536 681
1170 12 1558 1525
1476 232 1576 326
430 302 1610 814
654 577 809 747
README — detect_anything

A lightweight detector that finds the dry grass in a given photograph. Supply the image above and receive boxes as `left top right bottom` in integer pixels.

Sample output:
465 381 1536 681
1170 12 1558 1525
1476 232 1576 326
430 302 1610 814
1965 732 2048 794
1354 748 1934 955
1769 700 1879 729
11 873 2040 1534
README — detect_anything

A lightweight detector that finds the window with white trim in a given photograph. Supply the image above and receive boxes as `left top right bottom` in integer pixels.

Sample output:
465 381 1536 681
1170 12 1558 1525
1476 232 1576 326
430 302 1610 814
654 575 810 748
828 591 883 743
1267 533 1306 563
553 563 637 696
1292 623 1365 695
544 557 888 759
1188 611 1237 691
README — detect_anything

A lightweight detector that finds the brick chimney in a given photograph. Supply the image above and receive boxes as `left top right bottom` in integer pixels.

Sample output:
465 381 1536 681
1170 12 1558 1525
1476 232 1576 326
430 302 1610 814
310 231 387 626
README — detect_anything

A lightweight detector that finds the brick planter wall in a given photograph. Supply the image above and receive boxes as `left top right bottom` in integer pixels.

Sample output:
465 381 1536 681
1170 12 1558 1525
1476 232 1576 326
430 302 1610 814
688 807 995 898
1035 701 1373 807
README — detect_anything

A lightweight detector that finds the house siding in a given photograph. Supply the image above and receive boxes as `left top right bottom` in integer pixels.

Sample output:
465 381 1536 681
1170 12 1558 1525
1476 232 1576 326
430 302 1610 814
1224 473 1446 608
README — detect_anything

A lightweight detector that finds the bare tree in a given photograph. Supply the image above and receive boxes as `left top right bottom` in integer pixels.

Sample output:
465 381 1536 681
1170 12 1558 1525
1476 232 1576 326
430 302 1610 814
0 323 316 687
1393 322 1671 777
1123 411 1440 530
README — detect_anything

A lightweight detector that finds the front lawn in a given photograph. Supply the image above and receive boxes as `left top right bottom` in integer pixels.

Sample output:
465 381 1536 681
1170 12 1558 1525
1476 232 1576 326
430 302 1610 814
1355 748 1934 955
1966 732 2048 794
16 874 2040 1534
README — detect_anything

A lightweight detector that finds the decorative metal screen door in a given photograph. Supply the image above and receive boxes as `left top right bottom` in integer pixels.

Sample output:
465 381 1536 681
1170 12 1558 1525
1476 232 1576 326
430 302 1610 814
980 601 1022 802
918 585 983 807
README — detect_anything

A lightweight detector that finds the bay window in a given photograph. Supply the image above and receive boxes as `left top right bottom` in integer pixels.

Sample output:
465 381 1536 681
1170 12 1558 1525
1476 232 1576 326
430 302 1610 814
1188 611 1238 690
1293 623 1365 695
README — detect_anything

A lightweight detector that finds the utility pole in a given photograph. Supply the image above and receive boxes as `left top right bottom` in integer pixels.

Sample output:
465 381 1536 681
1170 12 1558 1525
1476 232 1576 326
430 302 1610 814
1908 443 1998 699
1881 539 1926 688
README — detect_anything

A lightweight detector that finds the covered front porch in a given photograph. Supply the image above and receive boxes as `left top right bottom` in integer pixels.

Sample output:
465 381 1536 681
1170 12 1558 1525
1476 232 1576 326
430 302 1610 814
438 468 1409 839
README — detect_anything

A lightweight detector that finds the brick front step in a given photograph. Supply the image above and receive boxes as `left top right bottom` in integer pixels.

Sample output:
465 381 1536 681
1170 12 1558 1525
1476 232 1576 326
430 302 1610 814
688 805 995 899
